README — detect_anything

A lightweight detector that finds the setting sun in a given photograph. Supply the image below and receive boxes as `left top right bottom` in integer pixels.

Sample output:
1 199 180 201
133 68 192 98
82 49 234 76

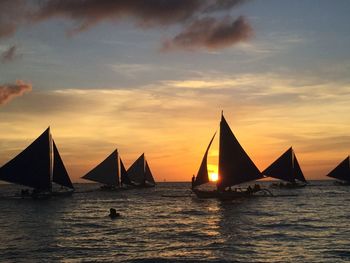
209 172 219 182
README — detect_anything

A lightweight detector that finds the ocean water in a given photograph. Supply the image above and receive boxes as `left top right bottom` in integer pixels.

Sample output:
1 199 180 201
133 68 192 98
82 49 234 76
0 181 349 262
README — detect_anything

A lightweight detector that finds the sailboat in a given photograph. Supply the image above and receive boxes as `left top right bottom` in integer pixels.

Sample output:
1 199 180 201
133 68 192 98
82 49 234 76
192 112 266 199
326 156 350 185
126 153 156 188
0 127 74 198
262 147 307 188
81 149 130 190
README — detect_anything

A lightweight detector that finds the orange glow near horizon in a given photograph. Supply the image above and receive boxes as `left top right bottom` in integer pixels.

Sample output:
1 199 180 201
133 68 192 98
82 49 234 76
0 88 348 183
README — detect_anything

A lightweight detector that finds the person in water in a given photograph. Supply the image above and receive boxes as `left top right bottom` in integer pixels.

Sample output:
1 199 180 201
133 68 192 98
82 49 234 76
109 208 120 219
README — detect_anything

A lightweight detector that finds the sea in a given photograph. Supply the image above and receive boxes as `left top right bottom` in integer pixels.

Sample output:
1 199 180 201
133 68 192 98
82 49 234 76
0 181 349 263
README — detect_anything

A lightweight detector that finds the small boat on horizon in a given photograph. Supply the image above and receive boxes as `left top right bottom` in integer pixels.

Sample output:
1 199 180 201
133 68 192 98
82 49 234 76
0 127 74 198
326 156 350 185
262 147 308 188
192 112 269 200
81 149 133 190
126 153 156 188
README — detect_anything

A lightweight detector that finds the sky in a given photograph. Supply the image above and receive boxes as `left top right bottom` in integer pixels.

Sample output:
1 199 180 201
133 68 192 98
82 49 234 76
1 0 350 182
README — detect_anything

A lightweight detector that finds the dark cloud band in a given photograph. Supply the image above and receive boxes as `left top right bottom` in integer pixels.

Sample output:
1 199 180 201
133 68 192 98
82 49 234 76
161 16 253 51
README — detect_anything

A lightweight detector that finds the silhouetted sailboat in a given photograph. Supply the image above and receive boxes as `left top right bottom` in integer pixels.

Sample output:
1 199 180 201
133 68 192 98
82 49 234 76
127 153 156 187
326 156 350 185
81 149 129 190
0 128 74 198
262 147 307 188
192 112 266 199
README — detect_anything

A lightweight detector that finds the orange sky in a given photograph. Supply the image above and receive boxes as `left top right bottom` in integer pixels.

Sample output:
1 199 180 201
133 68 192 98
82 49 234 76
0 82 349 182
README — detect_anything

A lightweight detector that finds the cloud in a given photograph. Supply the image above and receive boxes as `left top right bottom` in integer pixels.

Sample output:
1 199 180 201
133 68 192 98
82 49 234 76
35 0 199 33
1 45 20 63
0 0 29 39
33 0 249 37
161 16 253 51
0 80 32 105
0 0 251 52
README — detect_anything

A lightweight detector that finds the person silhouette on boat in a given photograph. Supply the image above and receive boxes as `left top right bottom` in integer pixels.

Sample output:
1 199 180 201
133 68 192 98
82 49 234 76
191 175 195 189
246 185 253 194
109 208 120 219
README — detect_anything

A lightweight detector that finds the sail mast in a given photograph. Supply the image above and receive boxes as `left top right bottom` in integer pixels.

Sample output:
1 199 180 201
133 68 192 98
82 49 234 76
193 132 216 187
120 158 133 185
127 153 146 185
0 128 52 190
326 156 350 182
217 114 262 190
145 161 156 186
81 149 119 186
292 149 307 183
262 147 295 183
52 140 74 189
49 127 53 191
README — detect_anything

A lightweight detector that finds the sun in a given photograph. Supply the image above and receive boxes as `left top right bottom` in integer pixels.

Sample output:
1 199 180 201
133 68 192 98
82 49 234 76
209 172 219 182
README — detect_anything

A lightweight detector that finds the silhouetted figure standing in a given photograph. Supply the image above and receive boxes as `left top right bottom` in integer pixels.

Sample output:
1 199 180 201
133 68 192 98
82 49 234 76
246 185 253 195
109 208 120 219
191 175 195 189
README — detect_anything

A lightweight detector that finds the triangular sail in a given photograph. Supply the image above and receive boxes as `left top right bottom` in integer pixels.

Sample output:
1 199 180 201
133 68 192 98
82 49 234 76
82 150 119 186
52 140 74 189
293 152 307 183
217 115 263 189
127 153 146 185
327 156 350 182
120 158 133 185
0 128 51 190
145 161 156 186
262 148 295 183
193 132 216 187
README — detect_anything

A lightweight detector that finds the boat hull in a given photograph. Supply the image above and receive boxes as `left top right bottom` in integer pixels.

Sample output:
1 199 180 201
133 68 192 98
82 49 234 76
334 180 350 186
270 182 307 189
18 188 74 199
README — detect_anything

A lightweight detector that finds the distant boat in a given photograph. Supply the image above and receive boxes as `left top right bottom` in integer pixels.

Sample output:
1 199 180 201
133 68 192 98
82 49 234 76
0 127 74 198
192 112 268 199
126 153 156 188
262 147 307 188
326 156 350 185
81 149 131 190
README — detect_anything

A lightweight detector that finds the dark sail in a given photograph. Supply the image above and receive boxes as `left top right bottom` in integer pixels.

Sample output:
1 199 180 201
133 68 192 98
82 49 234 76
217 115 262 189
145 161 156 186
120 158 133 185
82 150 119 186
293 153 307 183
127 153 145 185
0 128 51 190
262 147 295 183
193 132 216 187
52 140 74 189
327 156 350 182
